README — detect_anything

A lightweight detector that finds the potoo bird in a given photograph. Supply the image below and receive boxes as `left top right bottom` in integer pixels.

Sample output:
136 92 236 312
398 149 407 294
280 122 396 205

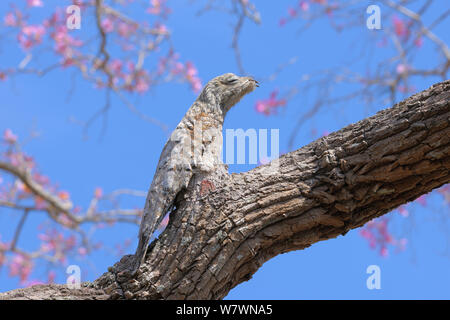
131 73 258 274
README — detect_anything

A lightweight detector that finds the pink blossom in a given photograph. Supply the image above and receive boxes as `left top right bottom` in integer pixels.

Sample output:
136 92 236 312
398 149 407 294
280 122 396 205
0 71 7 81
51 26 83 65
117 22 136 37
299 1 310 11
58 190 70 201
34 196 47 210
415 195 427 207
396 63 408 75
147 0 171 16
414 37 423 48
78 247 88 256
18 25 46 50
437 185 450 204
135 77 150 93
27 0 44 7
397 205 409 217
147 0 162 15
4 12 17 26
155 23 168 34
33 172 50 185
255 90 286 116
392 16 407 38
22 25 46 39
94 187 103 199
288 8 297 17
185 62 202 93
9 254 33 284
47 271 56 284
170 62 184 75
3 129 18 144
398 238 408 251
101 18 114 33
360 217 406 257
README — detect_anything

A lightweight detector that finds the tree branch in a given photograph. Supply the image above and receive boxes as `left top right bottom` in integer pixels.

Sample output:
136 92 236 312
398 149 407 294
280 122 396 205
1 79 449 300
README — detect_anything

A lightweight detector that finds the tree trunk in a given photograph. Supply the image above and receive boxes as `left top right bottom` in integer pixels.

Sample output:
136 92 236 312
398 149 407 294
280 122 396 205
1 80 449 300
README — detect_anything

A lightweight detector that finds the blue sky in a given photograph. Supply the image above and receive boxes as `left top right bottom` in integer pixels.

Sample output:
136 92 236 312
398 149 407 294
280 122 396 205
0 0 449 298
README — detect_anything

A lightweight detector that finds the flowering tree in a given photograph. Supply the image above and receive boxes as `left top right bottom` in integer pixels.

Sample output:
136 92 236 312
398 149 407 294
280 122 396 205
0 0 449 298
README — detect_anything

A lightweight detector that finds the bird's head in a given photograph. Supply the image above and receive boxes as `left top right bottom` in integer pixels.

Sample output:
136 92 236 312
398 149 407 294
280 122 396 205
198 73 258 113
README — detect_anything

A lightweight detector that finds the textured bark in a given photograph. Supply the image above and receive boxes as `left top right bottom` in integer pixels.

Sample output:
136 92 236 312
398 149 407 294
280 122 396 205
1 80 449 300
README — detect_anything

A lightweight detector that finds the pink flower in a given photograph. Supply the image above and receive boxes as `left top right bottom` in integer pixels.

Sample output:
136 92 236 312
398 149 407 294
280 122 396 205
47 271 56 284
109 59 123 74
392 16 407 38
101 18 114 33
9 254 33 284
147 0 171 16
4 12 17 26
254 90 286 116
58 191 70 201
78 247 88 256
34 196 47 210
18 25 46 50
414 37 423 48
22 25 46 38
117 22 136 37
396 63 408 75
299 1 310 11
170 62 184 75
288 8 297 17
94 187 103 199
135 78 150 93
3 129 18 144
398 205 409 217
27 0 44 7
155 23 168 34
415 195 427 207
398 238 408 251
185 62 202 93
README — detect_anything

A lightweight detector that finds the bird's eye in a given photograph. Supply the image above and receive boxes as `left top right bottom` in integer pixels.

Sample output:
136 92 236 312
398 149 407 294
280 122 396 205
227 78 238 84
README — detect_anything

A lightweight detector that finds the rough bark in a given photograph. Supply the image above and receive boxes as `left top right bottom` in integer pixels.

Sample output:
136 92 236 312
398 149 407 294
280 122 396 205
1 80 449 300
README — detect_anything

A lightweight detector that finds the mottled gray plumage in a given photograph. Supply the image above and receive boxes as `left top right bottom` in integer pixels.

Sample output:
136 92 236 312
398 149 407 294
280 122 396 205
131 73 258 274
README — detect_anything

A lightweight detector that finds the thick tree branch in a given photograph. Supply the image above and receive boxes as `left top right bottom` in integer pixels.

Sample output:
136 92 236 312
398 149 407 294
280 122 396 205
1 79 449 300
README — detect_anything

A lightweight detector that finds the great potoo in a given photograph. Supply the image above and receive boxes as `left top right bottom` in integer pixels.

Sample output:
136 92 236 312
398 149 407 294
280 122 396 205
131 73 258 274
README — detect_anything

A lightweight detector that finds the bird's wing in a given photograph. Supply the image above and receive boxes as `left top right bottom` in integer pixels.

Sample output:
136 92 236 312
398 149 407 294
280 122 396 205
141 125 194 236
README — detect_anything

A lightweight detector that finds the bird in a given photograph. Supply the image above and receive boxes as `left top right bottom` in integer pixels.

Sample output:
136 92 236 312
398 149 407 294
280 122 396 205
131 73 258 274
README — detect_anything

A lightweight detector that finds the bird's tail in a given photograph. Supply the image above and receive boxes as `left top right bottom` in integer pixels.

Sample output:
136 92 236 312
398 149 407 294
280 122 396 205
131 225 153 275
